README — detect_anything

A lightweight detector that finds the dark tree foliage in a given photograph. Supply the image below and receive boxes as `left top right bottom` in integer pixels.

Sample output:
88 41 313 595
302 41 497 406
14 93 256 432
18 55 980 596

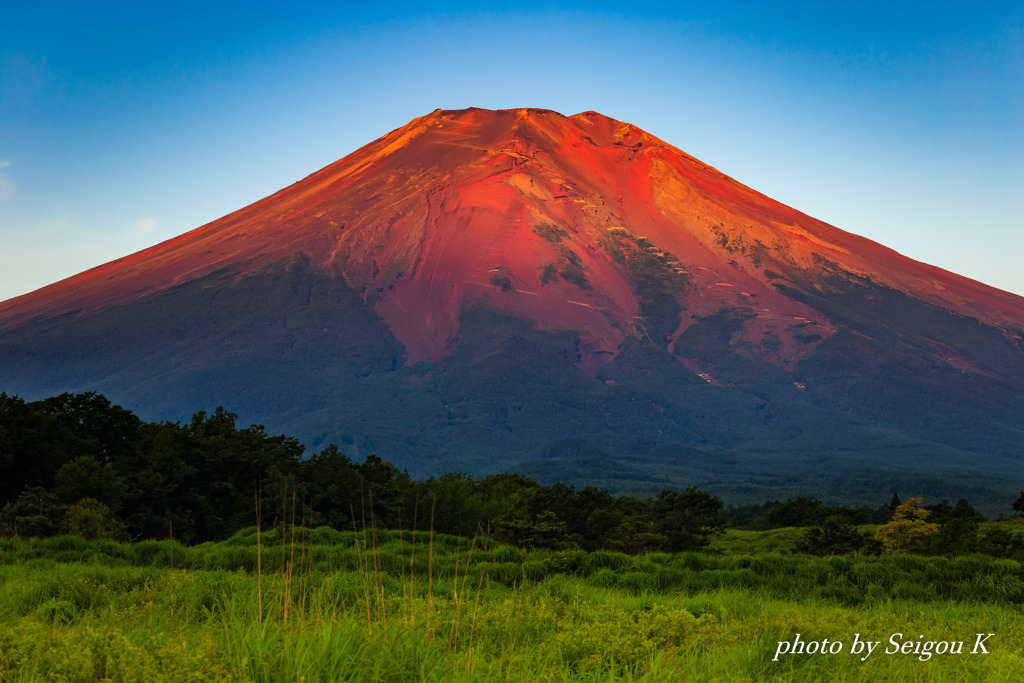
920 517 981 557
763 496 827 528
301 445 363 529
0 486 61 537
924 498 984 526
356 454 410 529
62 497 127 541
38 392 142 464
733 497 879 530
649 487 725 551
974 528 1024 561
724 501 776 530
493 509 570 550
409 472 484 539
910 499 989 557
794 515 879 556
1 391 1017 560
0 393 70 500
611 515 667 554
1012 491 1024 516
54 455 126 510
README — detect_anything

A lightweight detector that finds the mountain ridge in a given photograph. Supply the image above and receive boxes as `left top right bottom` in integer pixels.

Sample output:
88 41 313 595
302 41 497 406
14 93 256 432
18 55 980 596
3 108 1021 361
2 107 1023 507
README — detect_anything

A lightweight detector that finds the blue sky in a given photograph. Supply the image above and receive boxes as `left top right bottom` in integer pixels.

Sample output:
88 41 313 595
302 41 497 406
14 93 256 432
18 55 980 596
2 1 1022 300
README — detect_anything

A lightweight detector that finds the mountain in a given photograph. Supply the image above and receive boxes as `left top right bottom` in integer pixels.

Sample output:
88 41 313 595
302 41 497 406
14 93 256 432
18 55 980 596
2 107 1023 509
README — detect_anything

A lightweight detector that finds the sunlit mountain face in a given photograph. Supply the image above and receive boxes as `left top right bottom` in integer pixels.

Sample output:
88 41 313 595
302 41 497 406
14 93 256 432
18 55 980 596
3 108 1023 509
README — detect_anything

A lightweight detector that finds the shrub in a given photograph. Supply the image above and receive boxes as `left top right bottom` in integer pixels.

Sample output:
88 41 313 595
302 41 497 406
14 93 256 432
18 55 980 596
876 498 939 553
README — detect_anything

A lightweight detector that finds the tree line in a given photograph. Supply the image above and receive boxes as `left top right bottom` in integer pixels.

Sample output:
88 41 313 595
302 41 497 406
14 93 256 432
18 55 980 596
0 392 725 551
2 392 1022 559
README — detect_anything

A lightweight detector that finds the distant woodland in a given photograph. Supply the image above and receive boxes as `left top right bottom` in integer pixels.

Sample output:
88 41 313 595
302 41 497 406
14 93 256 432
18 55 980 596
3 392 1023 559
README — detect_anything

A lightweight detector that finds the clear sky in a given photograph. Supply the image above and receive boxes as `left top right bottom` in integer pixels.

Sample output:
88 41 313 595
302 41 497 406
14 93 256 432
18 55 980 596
2 1 1022 300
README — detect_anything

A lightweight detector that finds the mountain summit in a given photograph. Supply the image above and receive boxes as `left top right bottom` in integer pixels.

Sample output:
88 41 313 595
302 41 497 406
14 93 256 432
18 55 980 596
3 108 1023 506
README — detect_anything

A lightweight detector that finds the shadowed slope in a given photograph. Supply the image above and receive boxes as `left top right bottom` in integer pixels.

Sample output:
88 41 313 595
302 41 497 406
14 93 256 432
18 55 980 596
2 108 1023 506
4 108 1022 367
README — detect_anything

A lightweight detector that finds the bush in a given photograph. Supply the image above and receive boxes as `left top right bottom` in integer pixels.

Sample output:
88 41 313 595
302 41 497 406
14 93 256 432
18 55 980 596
876 498 939 553
62 498 127 541
794 515 876 556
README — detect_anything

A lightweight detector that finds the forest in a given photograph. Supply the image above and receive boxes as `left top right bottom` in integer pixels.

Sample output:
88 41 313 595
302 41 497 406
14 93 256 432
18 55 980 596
3 391 1023 561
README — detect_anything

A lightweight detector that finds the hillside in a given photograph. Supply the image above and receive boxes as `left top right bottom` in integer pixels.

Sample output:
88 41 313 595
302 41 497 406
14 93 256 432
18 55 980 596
2 107 1023 505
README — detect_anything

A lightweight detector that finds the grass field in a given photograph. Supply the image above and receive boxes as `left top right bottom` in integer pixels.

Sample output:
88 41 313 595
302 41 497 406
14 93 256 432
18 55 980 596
2 529 1023 681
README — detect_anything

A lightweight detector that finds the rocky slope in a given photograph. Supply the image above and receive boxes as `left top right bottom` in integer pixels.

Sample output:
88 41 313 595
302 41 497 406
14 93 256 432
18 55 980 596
3 107 1023 506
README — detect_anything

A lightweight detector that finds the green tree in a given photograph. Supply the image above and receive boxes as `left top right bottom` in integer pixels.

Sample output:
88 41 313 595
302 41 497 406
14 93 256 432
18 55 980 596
650 487 724 551
118 421 197 540
924 517 979 556
415 472 486 537
574 486 626 550
53 455 126 510
763 496 826 528
62 497 127 540
0 393 70 501
0 486 61 537
493 509 569 550
300 445 363 529
38 392 141 464
976 527 1024 560
875 497 939 553
357 454 410 529
611 515 667 554
795 514 877 556
185 407 305 540
914 499 983 557
924 498 983 525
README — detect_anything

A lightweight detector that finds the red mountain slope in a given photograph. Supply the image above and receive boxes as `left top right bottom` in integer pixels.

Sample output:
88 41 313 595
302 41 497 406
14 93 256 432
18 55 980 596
2 107 1023 373
4 107 1024 505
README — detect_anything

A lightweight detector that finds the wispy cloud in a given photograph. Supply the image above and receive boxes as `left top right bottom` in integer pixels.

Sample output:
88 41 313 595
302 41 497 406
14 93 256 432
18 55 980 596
127 217 159 239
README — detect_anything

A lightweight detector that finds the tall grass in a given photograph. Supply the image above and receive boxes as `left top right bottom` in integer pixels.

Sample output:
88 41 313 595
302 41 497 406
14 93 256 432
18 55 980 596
2 533 1024 680
4 532 1024 606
